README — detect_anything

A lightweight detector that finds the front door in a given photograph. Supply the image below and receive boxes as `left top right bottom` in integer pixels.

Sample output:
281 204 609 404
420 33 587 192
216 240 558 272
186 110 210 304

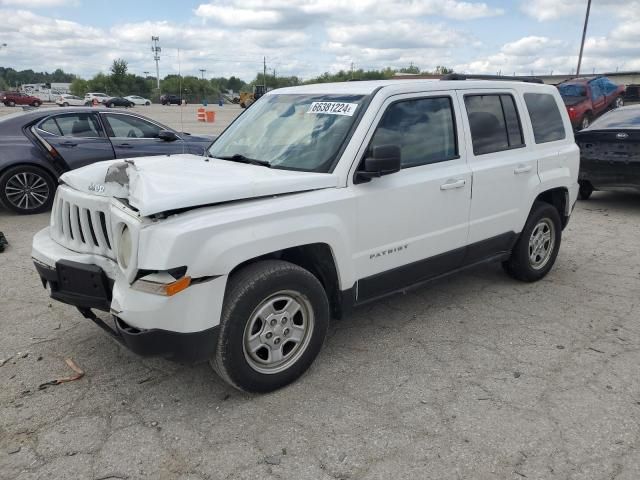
36 112 115 170
100 113 186 158
352 93 472 301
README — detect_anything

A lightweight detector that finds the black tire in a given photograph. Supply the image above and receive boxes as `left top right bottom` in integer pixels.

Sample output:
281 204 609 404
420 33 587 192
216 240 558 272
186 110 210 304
614 96 624 109
0 165 56 214
145 101 151 106
211 260 329 393
32 101 41 107
108 102 115 108
503 201 562 282
8 100 15 107
580 113 592 130
579 181 594 200
63 102 69 107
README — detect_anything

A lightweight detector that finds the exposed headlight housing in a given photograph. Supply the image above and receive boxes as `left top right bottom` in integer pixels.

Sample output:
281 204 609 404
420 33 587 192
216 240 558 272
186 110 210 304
117 225 132 269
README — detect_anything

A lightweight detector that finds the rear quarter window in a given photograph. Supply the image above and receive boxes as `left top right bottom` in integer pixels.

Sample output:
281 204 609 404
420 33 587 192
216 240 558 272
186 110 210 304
523 93 566 144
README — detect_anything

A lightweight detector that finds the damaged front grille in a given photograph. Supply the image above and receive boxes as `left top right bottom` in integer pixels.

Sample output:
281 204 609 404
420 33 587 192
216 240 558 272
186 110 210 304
50 186 115 259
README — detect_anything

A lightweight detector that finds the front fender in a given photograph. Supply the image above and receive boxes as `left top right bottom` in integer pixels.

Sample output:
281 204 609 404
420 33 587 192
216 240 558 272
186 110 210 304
136 192 357 290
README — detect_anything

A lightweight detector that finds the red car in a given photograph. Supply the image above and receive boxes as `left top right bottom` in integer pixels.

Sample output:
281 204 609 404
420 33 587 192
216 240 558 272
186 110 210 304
557 76 625 130
1 91 42 107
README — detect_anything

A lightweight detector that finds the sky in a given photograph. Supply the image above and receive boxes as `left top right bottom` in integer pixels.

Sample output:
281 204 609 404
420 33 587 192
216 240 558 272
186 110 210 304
0 0 638 82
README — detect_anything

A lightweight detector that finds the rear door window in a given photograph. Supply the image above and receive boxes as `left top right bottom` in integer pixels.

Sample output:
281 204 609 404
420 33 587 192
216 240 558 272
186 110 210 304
39 114 103 138
524 93 566 143
464 94 524 155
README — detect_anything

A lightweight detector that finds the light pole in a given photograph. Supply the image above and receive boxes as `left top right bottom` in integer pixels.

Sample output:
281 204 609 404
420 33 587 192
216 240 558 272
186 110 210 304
199 69 207 80
151 36 161 90
576 0 591 77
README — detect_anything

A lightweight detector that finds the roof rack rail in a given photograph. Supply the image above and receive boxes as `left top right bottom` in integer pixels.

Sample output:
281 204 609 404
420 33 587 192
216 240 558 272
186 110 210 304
441 73 544 84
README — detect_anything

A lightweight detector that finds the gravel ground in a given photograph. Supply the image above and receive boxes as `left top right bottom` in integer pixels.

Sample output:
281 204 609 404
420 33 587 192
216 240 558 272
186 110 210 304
1 102 640 479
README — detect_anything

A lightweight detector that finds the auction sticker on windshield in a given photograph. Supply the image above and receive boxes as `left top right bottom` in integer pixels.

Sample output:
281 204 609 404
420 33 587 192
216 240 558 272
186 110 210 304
307 102 358 116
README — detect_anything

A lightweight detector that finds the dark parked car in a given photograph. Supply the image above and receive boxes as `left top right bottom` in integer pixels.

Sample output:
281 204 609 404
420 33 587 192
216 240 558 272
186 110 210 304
1 91 42 107
0 107 214 214
160 94 185 105
102 96 135 108
557 76 625 130
575 105 640 199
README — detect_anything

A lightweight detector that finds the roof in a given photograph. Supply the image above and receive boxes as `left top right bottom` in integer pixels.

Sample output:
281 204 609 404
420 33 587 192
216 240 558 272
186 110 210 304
271 79 554 96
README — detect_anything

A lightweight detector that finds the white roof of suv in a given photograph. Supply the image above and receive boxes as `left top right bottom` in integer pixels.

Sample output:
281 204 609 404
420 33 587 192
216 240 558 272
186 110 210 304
272 79 553 96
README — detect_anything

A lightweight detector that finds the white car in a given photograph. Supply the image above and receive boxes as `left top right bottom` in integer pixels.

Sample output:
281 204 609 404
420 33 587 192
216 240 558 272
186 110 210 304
125 95 151 106
55 94 85 107
32 77 579 393
84 92 111 105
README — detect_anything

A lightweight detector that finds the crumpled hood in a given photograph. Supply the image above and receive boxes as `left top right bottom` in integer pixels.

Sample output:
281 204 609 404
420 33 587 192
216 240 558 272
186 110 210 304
60 154 339 216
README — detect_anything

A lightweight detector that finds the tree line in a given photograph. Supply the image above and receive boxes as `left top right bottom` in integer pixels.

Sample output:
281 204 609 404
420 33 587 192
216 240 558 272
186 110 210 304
1 60 453 102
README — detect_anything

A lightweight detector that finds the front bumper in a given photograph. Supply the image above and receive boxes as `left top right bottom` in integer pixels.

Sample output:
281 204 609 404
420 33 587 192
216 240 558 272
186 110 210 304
32 227 226 363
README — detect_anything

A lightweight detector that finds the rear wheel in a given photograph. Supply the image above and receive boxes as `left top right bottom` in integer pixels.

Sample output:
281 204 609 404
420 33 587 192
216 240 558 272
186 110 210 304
579 181 594 200
7 100 15 107
0 165 56 214
108 102 115 108
580 113 592 130
503 201 562 282
145 101 151 106
62 102 69 107
211 260 329 393
614 96 624 109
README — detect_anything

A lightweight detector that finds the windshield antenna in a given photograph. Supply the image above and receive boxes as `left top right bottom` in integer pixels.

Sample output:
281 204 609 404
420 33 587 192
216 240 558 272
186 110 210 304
178 48 185 155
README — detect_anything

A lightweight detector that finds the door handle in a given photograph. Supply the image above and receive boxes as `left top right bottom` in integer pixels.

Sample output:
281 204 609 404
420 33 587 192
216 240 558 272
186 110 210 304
514 164 532 174
440 178 466 190
60 141 78 147
117 143 134 149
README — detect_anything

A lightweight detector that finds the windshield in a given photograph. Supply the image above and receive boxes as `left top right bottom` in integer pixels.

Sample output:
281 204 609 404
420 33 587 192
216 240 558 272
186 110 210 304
208 93 367 172
558 84 586 97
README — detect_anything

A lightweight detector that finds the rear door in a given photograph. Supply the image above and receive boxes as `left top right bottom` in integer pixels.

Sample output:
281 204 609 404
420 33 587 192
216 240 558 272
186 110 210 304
100 112 186 158
457 89 539 252
35 112 115 170
589 80 607 114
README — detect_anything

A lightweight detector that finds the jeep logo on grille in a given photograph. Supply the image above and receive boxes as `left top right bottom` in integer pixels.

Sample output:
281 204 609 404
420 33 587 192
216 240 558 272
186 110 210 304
616 132 629 139
88 183 105 193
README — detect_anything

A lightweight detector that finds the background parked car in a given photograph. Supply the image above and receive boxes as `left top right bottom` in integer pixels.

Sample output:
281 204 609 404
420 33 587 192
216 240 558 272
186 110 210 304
55 94 84 107
160 94 185 105
84 92 111 105
1 91 42 107
104 97 135 108
557 76 626 130
125 95 151 106
0 107 214 214
575 105 640 199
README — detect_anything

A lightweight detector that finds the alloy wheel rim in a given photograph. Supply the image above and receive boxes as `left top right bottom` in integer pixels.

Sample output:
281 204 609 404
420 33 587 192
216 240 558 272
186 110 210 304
528 218 555 270
243 290 314 374
4 172 49 210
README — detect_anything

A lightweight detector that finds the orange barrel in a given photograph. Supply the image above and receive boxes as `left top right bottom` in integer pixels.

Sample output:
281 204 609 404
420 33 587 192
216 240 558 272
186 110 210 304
206 111 215 123
197 108 206 122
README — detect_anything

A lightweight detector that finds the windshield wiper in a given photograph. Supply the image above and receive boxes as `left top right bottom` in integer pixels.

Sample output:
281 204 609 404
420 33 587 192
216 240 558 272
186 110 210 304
214 153 271 168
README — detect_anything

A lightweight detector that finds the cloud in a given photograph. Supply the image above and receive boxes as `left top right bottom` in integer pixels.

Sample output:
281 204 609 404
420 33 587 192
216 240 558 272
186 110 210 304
521 0 635 21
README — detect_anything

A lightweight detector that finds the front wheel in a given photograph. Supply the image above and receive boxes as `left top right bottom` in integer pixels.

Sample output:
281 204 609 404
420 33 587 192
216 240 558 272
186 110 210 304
211 260 329 393
62 102 69 107
503 201 562 282
145 101 151 106
108 102 115 108
0 165 56 214
32 101 41 107
7 101 15 107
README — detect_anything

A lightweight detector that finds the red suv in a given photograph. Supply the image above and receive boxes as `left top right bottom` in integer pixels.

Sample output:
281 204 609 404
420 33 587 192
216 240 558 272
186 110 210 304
557 77 625 130
1 91 42 107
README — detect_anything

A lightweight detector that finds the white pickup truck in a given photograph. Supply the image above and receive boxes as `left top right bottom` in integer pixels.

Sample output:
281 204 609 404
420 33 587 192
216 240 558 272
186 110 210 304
32 77 579 392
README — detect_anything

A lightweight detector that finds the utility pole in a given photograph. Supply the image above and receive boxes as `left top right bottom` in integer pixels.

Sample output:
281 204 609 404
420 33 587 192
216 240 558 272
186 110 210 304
350 62 354 80
151 36 161 90
143 71 149 77
199 69 206 80
576 0 591 77
263 57 267 89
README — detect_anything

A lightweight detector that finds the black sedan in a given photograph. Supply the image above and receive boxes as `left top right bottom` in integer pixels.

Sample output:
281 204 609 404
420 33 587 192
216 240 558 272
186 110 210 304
575 105 640 199
103 97 135 108
0 107 214 214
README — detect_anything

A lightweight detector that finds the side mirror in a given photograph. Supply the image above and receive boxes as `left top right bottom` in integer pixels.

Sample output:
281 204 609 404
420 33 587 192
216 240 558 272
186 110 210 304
158 130 179 142
355 144 401 183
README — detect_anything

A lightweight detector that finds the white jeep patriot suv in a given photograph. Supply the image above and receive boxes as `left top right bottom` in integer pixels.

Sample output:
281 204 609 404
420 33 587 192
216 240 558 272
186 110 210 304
32 76 579 392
